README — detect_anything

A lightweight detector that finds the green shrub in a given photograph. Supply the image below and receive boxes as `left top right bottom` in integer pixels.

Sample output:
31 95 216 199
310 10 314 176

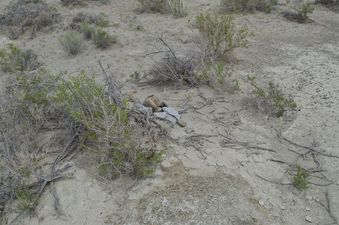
196 13 250 57
0 44 41 72
297 2 315 22
293 165 309 190
220 0 277 13
248 76 297 117
59 31 83 55
92 28 116 49
80 22 95 39
55 71 162 178
168 0 188 17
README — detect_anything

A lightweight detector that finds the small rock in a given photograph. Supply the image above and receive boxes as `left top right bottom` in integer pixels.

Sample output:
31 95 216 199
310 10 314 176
281 205 286 210
258 199 265 206
305 215 313 223
305 206 310 211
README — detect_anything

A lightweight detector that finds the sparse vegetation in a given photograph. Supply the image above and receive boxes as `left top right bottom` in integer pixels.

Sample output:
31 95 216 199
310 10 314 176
293 165 309 190
168 0 188 17
0 44 41 72
195 13 250 58
80 22 95 39
0 0 60 39
297 2 315 22
92 28 116 49
137 0 169 13
61 0 110 6
61 0 85 6
72 12 109 27
220 0 278 13
283 1 315 23
248 76 297 117
59 31 84 55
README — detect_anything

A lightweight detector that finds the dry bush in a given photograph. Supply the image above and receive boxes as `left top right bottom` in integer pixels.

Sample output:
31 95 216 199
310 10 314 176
0 44 41 72
143 37 239 90
220 0 277 13
59 31 84 55
0 0 60 39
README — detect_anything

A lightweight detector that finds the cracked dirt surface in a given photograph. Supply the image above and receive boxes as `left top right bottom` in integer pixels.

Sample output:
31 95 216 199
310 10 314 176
1 0 339 225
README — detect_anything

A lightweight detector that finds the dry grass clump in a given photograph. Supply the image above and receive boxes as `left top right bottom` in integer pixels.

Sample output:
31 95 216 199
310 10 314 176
220 0 278 13
0 0 60 39
59 31 84 55
0 44 41 72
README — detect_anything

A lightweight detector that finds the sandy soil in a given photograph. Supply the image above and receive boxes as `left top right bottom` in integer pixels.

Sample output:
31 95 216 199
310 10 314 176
1 0 339 225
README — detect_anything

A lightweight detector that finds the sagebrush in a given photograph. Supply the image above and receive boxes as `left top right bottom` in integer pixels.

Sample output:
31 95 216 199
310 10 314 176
59 31 84 55
0 0 60 39
196 13 250 58
0 44 41 72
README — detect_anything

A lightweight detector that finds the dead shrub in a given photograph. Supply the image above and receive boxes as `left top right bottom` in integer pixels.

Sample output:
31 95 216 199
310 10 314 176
220 0 278 13
0 0 60 39
143 37 238 89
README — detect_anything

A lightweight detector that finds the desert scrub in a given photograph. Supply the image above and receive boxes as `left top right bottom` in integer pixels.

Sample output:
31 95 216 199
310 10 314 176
196 13 250 58
55 71 163 178
59 31 84 55
0 0 60 39
293 165 309 190
80 23 95 39
137 0 169 13
220 0 278 13
72 12 109 27
297 2 315 22
168 0 188 17
92 28 116 49
0 44 41 72
248 77 297 117
283 1 314 23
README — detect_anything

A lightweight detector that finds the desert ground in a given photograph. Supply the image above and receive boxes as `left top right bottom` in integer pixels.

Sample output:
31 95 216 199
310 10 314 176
1 0 339 225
